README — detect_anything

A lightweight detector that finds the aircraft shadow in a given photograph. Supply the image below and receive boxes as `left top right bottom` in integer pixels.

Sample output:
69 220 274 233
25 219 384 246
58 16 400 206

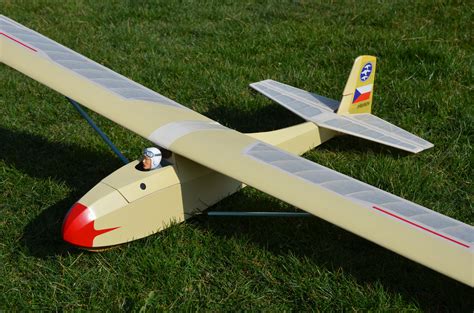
0 127 123 258
193 194 473 312
204 98 304 133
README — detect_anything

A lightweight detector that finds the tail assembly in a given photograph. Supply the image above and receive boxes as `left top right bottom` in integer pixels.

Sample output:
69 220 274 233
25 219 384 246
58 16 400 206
337 55 376 115
249 55 434 153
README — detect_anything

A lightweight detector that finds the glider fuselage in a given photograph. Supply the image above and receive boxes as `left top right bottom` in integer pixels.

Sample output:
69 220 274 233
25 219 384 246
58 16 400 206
63 122 337 248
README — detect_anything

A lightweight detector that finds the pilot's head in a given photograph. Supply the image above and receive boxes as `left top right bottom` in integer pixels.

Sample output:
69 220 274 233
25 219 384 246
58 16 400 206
142 147 162 170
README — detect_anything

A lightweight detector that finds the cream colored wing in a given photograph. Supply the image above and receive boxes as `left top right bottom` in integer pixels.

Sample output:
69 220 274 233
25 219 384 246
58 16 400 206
1 16 472 287
0 15 213 139
160 129 473 287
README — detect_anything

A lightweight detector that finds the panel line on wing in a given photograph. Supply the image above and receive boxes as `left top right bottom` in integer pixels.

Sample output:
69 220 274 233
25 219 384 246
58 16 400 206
0 31 38 52
373 206 470 248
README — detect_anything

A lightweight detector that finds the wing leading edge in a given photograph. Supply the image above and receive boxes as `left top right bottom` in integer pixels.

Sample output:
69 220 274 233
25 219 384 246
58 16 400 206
2 16 472 286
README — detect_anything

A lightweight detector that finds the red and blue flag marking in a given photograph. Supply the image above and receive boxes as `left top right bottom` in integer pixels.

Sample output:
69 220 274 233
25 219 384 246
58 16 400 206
352 84 373 104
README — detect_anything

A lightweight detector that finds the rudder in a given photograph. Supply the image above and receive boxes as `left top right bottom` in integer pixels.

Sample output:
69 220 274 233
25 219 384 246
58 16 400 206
337 55 376 115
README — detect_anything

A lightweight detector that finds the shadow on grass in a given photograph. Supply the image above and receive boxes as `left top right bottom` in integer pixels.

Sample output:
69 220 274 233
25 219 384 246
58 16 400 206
193 190 472 311
205 101 411 157
317 134 412 157
199 97 469 310
0 127 123 258
204 100 304 133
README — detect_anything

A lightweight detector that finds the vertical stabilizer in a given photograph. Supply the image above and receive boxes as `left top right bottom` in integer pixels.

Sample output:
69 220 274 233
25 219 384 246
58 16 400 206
337 56 376 115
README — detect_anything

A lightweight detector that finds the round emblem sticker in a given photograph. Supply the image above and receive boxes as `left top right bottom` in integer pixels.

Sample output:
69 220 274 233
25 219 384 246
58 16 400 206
360 62 373 82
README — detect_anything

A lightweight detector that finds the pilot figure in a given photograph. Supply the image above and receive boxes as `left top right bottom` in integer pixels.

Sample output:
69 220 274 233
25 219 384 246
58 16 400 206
141 147 162 171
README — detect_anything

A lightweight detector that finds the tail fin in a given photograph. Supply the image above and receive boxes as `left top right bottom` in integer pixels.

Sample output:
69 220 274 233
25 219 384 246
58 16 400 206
250 56 433 153
337 55 376 115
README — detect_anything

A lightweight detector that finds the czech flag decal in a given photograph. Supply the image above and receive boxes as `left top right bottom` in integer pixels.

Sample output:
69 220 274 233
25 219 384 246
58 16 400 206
352 84 373 104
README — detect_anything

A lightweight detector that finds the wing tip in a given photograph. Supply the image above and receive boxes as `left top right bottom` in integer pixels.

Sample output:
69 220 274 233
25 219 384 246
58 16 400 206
249 79 274 87
409 142 434 154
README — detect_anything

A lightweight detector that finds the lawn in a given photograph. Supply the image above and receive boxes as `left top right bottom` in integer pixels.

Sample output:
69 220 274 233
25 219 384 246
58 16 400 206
0 0 472 311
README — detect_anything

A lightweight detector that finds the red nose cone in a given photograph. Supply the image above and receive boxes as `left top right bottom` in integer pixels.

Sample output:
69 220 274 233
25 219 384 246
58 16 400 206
62 203 118 248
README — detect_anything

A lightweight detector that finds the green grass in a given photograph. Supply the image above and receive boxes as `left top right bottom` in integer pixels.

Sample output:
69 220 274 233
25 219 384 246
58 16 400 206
0 0 472 311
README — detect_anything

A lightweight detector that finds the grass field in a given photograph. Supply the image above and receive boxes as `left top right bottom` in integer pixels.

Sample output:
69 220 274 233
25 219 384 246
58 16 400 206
1 0 472 311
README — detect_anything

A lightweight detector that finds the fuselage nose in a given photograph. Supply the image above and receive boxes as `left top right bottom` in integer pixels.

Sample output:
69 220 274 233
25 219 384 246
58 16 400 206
62 202 118 248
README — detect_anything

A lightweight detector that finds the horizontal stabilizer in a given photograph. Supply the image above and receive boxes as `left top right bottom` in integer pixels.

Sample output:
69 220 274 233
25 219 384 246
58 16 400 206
250 79 433 153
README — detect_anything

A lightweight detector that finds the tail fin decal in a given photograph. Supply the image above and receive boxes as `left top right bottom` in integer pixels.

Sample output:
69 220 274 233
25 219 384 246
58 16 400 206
337 55 377 115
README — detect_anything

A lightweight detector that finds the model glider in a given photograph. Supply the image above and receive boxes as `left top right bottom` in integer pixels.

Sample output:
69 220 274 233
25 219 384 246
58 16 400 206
1 15 472 287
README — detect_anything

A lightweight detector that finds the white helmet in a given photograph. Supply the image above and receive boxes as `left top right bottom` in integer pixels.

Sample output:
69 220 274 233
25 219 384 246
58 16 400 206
143 147 162 170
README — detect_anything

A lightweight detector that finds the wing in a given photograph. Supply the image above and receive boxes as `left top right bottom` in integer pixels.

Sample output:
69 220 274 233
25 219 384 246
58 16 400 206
1 16 472 287
165 132 473 287
0 15 213 140
250 79 434 153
